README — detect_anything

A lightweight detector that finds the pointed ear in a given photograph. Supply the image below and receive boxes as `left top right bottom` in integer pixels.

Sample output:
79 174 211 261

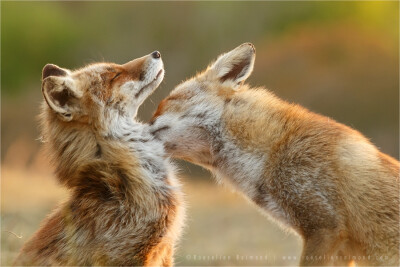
42 75 81 122
209 43 256 85
42 63 69 80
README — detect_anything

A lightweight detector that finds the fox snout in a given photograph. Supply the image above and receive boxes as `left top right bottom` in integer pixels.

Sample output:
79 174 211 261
122 51 164 85
117 50 164 111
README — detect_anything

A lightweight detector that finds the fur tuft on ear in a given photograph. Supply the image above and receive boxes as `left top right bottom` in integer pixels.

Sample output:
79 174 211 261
42 64 69 80
42 76 81 122
209 43 256 85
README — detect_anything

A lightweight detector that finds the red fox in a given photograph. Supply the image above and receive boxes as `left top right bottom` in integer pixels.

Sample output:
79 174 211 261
14 51 185 266
150 43 399 266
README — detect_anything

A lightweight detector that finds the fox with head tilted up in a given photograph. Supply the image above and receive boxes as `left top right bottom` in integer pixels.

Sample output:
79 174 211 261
150 43 399 266
15 51 185 266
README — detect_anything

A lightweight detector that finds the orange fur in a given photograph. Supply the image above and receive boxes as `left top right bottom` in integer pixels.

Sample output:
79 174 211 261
151 43 399 266
15 54 185 266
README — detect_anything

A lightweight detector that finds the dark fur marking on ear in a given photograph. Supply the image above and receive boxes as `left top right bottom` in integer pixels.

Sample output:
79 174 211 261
220 58 251 82
50 87 75 107
42 64 68 80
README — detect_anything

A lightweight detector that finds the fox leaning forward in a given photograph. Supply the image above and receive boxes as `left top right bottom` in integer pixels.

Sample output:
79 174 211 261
150 43 399 266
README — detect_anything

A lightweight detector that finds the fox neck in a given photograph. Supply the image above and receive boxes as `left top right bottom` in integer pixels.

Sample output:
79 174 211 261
187 90 291 198
40 104 151 191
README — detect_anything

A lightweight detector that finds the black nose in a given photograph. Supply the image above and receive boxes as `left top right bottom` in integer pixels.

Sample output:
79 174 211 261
151 51 161 59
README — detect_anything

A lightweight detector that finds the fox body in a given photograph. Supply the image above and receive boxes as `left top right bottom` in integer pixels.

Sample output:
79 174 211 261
150 43 399 266
15 52 185 266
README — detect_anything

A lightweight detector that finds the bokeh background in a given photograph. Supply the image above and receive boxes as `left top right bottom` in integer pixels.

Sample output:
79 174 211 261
1 1 398 266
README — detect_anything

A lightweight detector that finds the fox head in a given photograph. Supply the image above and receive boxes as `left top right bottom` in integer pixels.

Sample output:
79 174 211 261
41 51 164 133
150 43 255 166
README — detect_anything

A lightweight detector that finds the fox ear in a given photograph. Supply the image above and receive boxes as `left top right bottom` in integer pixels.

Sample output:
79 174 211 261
42 64 69 80
209 43 255 86
42 74 81 122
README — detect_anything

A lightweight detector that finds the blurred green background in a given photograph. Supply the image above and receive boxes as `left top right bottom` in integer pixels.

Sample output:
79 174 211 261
1 1 398 266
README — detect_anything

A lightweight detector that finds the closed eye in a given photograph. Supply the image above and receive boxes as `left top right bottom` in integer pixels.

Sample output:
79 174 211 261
110 72 121 82
150 126 170 137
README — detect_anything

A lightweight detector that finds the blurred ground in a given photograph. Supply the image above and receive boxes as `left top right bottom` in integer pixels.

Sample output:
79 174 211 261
1 166 301 266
